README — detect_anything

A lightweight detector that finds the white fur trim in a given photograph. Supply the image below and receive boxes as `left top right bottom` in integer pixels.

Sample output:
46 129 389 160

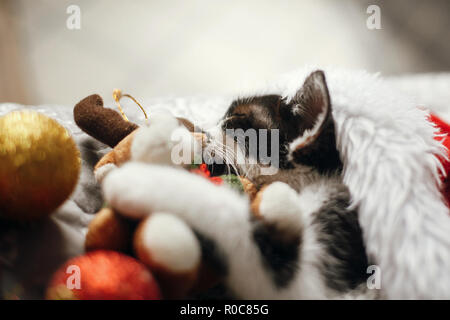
272 66 450 299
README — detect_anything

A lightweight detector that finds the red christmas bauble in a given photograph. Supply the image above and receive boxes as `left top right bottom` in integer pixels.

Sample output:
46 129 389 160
46 250 162 300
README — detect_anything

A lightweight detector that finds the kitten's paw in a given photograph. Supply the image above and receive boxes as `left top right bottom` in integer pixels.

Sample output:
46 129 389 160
253 182 303 234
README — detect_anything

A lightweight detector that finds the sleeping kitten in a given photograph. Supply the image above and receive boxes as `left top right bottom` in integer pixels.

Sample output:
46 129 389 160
102 70 373 299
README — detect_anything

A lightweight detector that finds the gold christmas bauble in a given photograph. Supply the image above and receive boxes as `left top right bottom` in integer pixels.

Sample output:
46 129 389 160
0 111 81 221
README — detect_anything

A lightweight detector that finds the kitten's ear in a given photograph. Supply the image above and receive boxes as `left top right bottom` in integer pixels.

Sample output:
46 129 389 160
287 70 333 155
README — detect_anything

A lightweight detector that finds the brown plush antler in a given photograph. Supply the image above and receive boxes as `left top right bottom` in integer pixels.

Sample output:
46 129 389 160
74 94 139 148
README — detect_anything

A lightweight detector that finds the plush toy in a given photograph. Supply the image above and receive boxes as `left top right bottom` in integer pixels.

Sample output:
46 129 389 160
73 94 261 299
74 94 199 182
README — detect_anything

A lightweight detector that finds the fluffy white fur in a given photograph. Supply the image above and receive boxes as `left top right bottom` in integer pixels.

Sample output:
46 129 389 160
102 67 450 299
385 73 450 123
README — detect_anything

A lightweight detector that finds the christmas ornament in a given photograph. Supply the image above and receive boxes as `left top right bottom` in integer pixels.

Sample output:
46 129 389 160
46 250 161 300
190 163 223 185
0 111 80 221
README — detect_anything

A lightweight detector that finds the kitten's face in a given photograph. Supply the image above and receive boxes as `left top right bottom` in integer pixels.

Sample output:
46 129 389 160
205 71 342 178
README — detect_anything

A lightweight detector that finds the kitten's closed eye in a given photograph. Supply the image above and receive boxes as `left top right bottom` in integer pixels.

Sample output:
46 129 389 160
223 114 247 123
223 116 251 130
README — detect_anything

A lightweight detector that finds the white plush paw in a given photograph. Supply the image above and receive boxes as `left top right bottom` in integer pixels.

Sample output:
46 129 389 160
102 162 214 219
258 182 303 233
131 113 201 166
102 162 248 225
130 113 180 165
102 163 155 219
94 163 117 183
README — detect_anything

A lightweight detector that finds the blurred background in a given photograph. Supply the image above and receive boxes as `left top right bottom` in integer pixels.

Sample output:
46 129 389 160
1 0 449 106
